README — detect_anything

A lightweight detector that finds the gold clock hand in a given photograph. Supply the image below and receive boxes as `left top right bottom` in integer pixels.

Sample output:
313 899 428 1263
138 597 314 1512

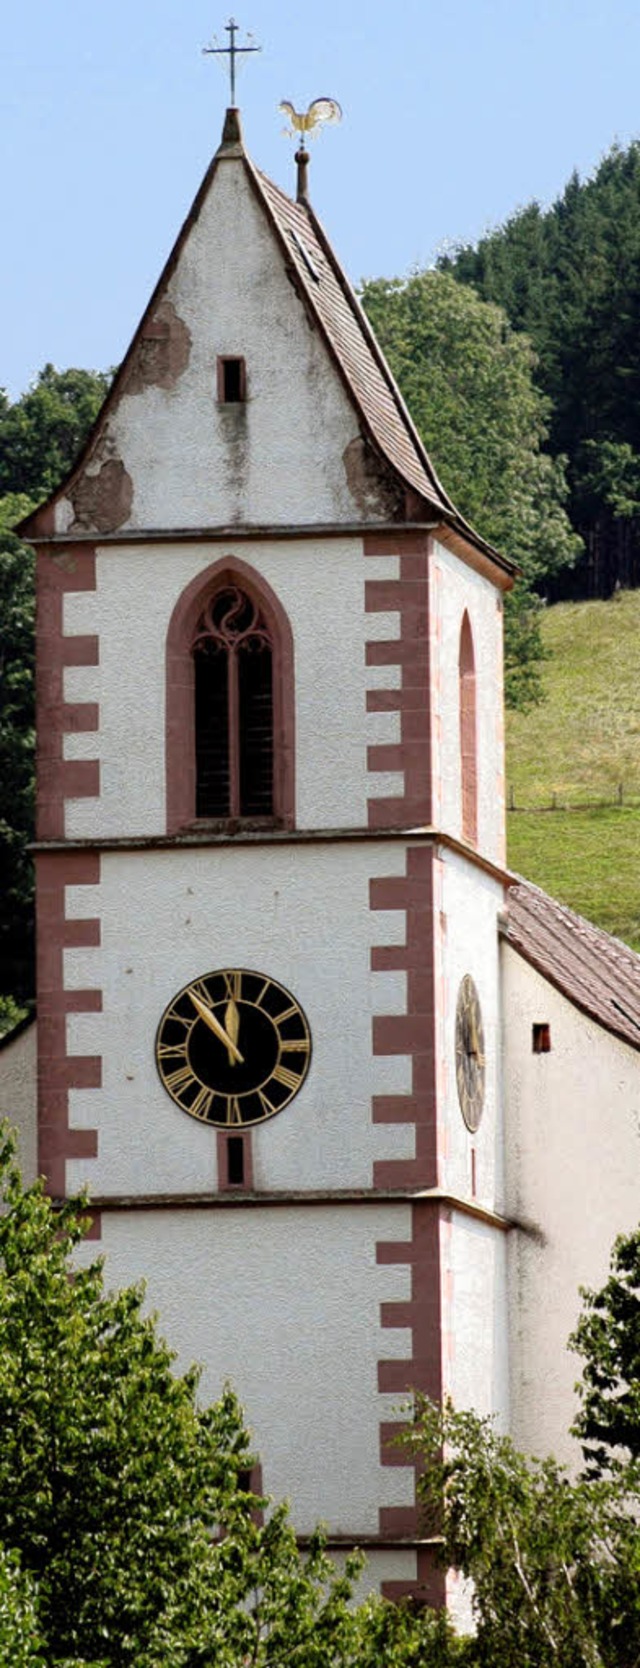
224 998 240 1068
188 991 244 1064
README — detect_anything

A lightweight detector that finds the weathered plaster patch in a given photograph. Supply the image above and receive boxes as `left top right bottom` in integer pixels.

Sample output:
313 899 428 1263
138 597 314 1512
123 299 192 395
69 460 133 534
343 436 404 520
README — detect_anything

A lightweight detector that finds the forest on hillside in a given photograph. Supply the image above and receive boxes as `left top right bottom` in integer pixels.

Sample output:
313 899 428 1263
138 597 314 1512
2 140 640 1009
438 141 640 600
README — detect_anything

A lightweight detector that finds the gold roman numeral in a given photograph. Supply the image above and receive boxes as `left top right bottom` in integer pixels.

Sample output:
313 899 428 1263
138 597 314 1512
223 970 242 1001
226 1096 242 1125
191 980 214 1009
280 1037 310 1054
272 1063 301 1091
274 1003 298 1024
157 1039 188 1060
255 979 270 1007
165 1065 197 1098
167 1005 191 1030
191 1085 215 1120
257 1090 275 1119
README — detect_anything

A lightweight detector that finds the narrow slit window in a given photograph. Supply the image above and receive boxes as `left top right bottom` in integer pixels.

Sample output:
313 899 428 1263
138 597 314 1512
218 356 246 404
192 585 274 820
459 611 478 845
532 1023 551 1054
227 1136 245 1186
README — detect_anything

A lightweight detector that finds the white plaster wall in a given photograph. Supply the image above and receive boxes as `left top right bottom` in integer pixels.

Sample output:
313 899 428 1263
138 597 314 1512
0 1021 37 1184
86 1202 414 1538
62 539 400 839
503 943 640 1464
64 842 415 1198
435 849 505 1210
443 1208 510 1427
430 542 505 865
55 156 371 533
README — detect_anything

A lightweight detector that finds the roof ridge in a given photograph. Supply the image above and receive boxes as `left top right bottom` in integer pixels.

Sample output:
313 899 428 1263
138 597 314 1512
505 877 640 1053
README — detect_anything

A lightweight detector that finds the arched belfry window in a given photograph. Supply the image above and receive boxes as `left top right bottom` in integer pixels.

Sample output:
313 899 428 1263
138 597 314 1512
459 611 478 846
165 557 295 835
192 586 273 819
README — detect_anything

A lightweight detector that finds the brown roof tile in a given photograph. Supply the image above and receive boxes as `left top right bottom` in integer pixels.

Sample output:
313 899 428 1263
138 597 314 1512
503 879 640 1053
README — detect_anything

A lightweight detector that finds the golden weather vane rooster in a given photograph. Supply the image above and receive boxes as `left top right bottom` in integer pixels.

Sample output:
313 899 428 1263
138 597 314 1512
279 97 342 139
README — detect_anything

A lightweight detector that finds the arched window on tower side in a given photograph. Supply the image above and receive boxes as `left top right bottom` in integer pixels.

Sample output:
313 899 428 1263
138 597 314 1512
165 556 295 835
192 586 274 819
459 611 478 846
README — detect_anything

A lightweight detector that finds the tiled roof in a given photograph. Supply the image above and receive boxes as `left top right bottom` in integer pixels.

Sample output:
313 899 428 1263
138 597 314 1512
503 879 640 1053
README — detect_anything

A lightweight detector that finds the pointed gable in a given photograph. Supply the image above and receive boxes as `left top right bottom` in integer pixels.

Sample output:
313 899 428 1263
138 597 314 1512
20 112 513 581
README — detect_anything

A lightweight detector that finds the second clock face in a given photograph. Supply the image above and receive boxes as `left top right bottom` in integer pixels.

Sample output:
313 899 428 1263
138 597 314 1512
155 968 311 1128
455 974 486 1133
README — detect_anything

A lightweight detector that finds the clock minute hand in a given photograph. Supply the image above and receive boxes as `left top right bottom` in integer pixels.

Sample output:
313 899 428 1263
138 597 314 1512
188 991 244 1065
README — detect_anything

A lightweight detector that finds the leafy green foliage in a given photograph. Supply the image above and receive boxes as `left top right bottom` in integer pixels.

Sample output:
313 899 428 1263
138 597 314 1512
0 497 36 1003
0 1547 43 1668
0 367 110 501
407 1395 640 1667
360 270 580 706
0 1126 466 1667
571 1225 640 1477
440 142 640 599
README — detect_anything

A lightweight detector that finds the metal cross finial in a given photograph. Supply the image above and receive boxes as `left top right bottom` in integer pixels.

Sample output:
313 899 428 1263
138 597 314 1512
203 18 261 107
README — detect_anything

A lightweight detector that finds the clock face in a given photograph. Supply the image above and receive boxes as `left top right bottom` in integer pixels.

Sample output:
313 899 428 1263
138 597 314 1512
455 975 485 1133
155 968 311 1128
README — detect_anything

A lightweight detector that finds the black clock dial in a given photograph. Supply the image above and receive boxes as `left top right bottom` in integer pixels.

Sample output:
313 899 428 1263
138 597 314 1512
455 974 486 1133
155 968 311 1128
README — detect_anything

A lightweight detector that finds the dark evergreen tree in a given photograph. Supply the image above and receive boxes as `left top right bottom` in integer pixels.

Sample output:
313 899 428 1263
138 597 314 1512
440 142 640 598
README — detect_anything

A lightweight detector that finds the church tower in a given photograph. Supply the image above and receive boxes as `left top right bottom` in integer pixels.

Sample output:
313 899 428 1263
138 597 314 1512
24 105 515 1602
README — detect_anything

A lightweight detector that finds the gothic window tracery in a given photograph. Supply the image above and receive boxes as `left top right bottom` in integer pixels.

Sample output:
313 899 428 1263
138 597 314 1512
191 585 274 820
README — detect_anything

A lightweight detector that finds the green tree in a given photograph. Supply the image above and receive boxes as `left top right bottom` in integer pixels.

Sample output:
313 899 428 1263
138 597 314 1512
0 1125 467 1667
440 143 640 599
0 1547 43 1668
0 366 109 501
361 270 580 706
406 1395 640 1668
0 496 36 1004
571 1225 640 1477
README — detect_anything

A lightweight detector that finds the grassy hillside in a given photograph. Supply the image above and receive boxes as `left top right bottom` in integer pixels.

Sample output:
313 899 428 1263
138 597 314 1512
506 592 640 951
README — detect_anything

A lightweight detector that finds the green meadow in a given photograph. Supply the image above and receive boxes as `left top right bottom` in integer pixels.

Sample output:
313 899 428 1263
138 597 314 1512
505 592 640 951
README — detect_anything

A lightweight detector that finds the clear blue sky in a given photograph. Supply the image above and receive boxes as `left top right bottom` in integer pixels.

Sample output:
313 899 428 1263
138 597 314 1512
3 0 640 401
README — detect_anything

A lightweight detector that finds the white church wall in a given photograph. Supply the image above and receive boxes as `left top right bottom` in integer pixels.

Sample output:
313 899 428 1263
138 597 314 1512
436 850 505 1210
54 158 371 536
503 942 640 1465
430 541 506 866
443 1207 510 1426
63 841 415 1199
81 1201 415 1539
62 537 399 840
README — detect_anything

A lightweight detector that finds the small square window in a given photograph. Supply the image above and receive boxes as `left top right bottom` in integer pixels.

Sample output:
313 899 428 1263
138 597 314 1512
217 356 246 404
532 1023 551 1054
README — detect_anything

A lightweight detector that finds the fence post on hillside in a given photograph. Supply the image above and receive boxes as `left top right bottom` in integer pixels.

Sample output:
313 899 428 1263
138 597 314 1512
618 782 624 805
509 785 515 811
551 792 557 810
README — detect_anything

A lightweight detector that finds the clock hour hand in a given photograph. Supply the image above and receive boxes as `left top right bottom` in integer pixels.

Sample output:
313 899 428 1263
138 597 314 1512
188 991 244 1065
